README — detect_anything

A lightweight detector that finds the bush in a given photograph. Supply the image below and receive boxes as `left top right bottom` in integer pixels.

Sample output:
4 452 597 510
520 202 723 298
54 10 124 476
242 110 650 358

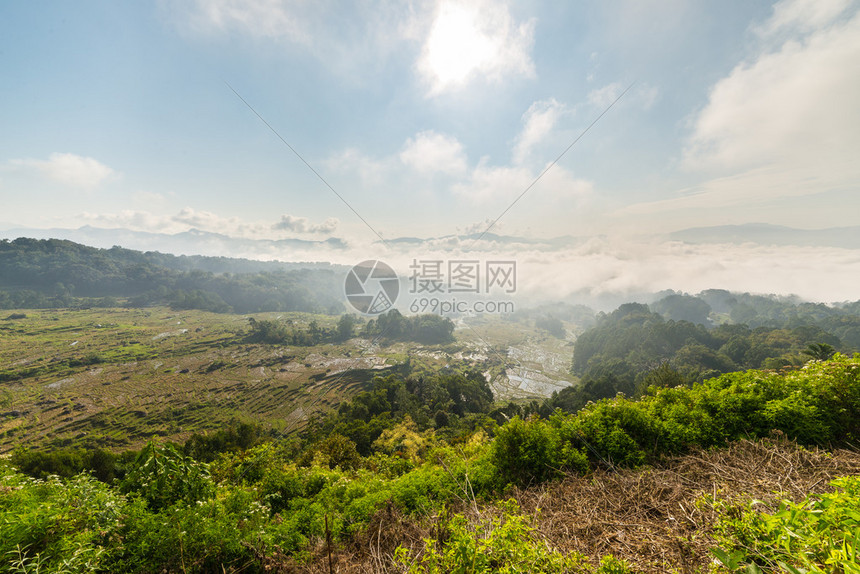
120 441 215 511
709 475 860 573
0 463 126 571
490 416 588 488
395 499 631 573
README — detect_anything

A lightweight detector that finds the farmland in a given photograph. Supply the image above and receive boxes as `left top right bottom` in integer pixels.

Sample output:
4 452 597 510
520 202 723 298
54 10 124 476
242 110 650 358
0 307 582 452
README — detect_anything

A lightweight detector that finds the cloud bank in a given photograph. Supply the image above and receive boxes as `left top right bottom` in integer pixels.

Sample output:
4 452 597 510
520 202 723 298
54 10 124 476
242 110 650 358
9 153 116 189
625 0 860 222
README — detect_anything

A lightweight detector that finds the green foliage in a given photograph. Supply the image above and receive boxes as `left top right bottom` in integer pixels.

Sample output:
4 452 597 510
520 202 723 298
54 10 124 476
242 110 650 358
802 342 836 361
120 441 215 511
363 309 456 344
246 314 364 346
301 432 363 470
546 355 860 470
336 312 357 340
709 476 860 573
182 419 269 462
395 499 630 573
572 303 722 379
569 300 857 408
315 370 494 454
651 292 712 325
535 315 566 338
0 462 126 572
2 357 860 572
490 416 588 487
11 447 129 482
109 494 263 572
0 237 343 313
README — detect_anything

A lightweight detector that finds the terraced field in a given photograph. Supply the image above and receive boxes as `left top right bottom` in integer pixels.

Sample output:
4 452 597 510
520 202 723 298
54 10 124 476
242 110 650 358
0 308 409 452
0 307 586 452
454 315 580 400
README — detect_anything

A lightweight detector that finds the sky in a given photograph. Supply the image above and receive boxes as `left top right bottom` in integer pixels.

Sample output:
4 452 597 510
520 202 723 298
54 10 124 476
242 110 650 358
1 0 859 303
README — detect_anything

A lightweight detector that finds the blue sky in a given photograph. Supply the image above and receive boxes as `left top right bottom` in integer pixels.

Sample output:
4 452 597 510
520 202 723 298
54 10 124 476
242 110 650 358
1 1 859 301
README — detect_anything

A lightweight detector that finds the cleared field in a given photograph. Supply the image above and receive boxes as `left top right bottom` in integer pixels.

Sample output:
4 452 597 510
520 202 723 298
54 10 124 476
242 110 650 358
0 307 588 452
0 308 407 452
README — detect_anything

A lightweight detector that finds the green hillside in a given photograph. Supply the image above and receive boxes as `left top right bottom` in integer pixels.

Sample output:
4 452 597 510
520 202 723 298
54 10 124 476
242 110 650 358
2 354 859 572
0 238 344 313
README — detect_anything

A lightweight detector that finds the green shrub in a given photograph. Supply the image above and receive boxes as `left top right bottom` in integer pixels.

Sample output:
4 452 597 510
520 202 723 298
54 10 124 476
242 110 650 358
110 493 263 572
0 463 126 571
709 475 860 573
120 441 215 511
490 416 588 488
395 499 631 573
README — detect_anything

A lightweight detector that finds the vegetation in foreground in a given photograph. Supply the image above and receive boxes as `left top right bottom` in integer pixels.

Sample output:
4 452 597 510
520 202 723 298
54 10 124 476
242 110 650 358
2 355 859 572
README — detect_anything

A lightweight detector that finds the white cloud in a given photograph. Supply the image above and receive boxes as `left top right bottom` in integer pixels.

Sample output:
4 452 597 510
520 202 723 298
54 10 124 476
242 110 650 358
417 0 536 95
756 0 853 38
459 218 503 235
685 4 860 173
132 191 169 206
325 148 391 188
618 163 851 222
587 82 623 109
399 130 468 175
327 97 595 208
57 213 860 304
450 96 594 203
80 210 176 232
162 0 426 86
166 0 535 93
511 239 860 304
587 81 657 111
360 236 860 305
10 153 115 189
272 214 339 234
170 207 268 236
513 99 568 165
167 0 316 43
451 158 593 205
451 159 532 202
626 2 860 223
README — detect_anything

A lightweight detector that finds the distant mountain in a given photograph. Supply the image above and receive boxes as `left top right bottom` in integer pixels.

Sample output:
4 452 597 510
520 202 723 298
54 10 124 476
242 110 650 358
385 232 591 249
0 225 593 258
0 225 348 261
4 222 856 263
670 223 860 249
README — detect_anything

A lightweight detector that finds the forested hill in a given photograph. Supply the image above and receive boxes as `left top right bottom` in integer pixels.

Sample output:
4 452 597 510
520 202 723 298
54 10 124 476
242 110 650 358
0 237 345 313
537 296 860 416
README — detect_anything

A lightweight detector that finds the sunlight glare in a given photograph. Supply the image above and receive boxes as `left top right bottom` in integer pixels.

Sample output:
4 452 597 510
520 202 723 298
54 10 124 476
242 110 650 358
424 3 495 88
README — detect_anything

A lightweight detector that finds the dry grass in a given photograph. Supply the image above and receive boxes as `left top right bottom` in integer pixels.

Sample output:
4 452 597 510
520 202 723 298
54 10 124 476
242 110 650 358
512 433 860 572
291 435 860 573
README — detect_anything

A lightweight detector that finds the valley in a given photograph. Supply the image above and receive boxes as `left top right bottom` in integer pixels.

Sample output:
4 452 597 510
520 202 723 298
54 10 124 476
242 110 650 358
0 307 582 452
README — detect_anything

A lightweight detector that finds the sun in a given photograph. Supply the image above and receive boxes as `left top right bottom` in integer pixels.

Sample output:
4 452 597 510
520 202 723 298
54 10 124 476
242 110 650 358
423 3 495 90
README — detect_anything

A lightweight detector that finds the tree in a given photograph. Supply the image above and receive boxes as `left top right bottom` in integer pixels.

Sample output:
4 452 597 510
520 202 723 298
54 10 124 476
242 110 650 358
310 433 362 470
535 315 565 338
651 294 712 325
802 342 836 361
336 313 356 341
